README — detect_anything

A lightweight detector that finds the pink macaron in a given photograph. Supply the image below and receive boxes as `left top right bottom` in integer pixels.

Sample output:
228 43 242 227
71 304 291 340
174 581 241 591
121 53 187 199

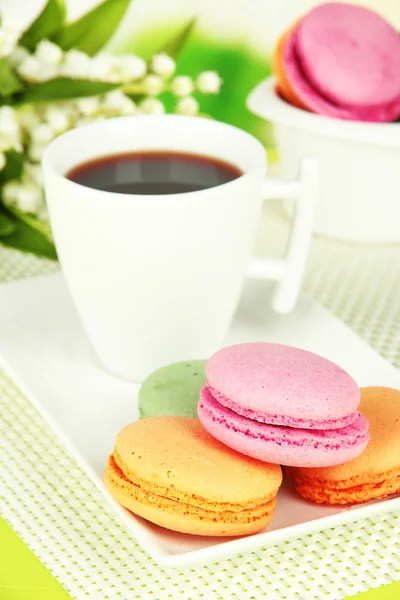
197 343 369 467
282 3 400 122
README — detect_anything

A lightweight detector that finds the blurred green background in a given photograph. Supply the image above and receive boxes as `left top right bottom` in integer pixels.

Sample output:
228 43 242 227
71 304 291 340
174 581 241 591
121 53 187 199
116 25 274 145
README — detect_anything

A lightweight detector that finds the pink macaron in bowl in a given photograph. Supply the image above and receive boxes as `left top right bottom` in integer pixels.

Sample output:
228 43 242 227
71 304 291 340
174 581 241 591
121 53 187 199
247 3 400 243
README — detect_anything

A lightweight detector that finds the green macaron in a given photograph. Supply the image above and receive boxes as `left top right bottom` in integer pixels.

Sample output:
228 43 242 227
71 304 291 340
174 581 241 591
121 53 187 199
139 360 206 419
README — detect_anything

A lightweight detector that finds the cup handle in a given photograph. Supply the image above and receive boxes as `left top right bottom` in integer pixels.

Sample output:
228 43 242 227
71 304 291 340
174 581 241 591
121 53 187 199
247 158 318 314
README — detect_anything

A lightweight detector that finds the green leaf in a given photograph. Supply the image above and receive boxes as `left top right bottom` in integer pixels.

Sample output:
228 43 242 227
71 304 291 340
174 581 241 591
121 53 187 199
0 211 16 236
0 150 24 184
159 17 197 59
56 0 131 56
0 59 24 97
7 205 53 239
20 0 66 51
0 207 57 259
15 77 119 104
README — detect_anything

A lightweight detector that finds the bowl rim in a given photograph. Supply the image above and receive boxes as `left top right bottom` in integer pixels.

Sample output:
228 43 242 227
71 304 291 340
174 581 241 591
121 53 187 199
246 76 400 147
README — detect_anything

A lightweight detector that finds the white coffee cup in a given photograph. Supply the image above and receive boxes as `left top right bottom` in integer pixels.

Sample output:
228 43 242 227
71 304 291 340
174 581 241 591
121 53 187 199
43 115 317 381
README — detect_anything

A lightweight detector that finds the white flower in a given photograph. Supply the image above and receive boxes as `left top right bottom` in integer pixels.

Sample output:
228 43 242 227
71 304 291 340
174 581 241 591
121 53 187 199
9 45 30 68
20 53 60 83
28 143 46 162
18 106 40 131
88 55 119 82
0 133 14 152
16 184 43 214
24 163 44 187
196 71 222 94
0 20 20 57
0 106 18 130
142 74 163 96
60 50 91 79
140 98 165 114
54 102 79 125
3 181 20 205
170 75 194 98
116 55 146 82
151 53 175 79
0 107 21 149
35 40 63 65
18 56 41 82
45 106 70 133
3 180 43 213
103 89 125 108
118 99 136 115
76 97 100 117
175 96 199 116
36 62 59 81
31 123 54 145
1 135 21 152
0 151 6 171
103 90 136 115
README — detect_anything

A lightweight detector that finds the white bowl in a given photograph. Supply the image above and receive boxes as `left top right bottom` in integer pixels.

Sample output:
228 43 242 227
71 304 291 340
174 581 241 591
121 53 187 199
247 77 400 242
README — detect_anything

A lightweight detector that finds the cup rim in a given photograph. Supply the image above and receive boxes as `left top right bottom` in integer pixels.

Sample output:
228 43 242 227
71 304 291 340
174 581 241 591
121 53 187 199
247 76 400 147
42 114 267 201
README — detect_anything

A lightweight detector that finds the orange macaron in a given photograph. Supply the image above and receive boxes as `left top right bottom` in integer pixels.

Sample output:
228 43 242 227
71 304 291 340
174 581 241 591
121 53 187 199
105 416 282 536
288 387 400 504
272 22 308 111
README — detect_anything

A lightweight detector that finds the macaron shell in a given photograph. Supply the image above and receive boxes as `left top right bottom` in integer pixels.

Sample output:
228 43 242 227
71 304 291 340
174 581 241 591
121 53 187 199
207 384 358 430
206 343 360 424
113 446 277 511
291 387 400 481
283 28 400 122
105 455 277 536
289 387 400 504
296 3 400 108
114 417 282 506
287 467 400 505
272 23 308 111
138 360 206 419
198 387 369 468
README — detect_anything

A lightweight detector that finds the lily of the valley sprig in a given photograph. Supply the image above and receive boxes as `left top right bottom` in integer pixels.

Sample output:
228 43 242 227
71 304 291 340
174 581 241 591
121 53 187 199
0 0 222 259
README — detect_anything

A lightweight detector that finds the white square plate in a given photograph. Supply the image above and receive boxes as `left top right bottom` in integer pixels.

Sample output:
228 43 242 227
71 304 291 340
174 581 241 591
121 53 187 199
0 273 399 567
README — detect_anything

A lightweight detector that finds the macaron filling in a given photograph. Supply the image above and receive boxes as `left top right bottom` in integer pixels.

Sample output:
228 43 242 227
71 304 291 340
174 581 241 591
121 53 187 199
206 383 359 430
107 453 277 523
112 447 276 510
199 387 369 450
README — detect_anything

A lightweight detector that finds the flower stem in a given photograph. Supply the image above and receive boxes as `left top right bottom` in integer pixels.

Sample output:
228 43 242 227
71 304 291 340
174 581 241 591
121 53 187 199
121 83 147 95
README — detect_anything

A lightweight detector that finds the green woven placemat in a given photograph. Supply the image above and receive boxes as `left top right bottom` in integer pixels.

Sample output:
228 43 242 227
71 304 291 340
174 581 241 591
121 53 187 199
1 515 399 600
